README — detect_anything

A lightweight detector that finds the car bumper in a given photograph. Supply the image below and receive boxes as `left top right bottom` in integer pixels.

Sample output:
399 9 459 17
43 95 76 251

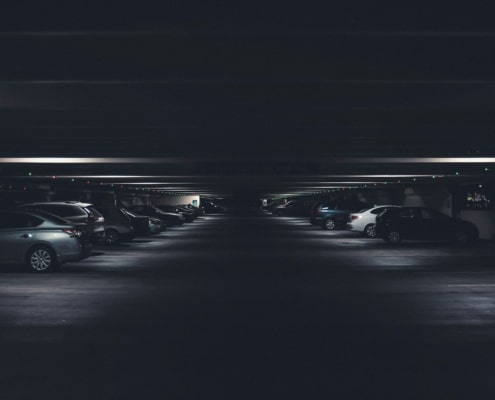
347 222 363 232
58 242 87 263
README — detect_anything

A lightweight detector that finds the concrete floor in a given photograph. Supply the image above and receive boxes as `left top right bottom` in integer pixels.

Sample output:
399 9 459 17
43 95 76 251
1 209 495 399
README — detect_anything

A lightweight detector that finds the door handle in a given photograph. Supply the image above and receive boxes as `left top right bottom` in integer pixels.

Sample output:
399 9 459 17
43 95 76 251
20 234 32 239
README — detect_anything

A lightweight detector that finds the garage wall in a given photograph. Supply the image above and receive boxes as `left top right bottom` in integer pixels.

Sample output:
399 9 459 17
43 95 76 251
402 186 452 216
151 195 200 207
459 210 495 240
356 185 452 216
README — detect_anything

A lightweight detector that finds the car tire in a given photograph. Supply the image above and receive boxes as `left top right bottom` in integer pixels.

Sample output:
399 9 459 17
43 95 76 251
322 218 336 230
384 231 402 244
364 224 377 238
104 229 119 245
25 245 57 273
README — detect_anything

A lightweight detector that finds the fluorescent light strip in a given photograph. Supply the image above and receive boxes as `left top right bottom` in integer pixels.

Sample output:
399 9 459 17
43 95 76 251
1 157 495 164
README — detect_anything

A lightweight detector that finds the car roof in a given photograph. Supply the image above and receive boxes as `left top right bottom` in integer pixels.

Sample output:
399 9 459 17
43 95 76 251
22 201 94 207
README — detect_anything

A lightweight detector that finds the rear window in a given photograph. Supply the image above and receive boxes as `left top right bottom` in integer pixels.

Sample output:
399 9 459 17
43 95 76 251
85 206 103 218
379 208 399 217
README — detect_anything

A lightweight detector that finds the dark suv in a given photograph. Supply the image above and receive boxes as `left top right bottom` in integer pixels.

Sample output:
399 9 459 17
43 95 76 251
17 201 105 242
310 200 368 230
375 207 479 245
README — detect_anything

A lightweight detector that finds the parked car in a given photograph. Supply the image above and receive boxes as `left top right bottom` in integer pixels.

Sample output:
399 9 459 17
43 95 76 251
375 207 479 245
262 201 281 212
17 201 105 242
156 205 195 222
97 207 135 244
310 200 369 230
121 208 152 235
147 216 165 234
30 209 92 259
202 200 223 213
0 210 84 272
272 201 310 217
121 208 165 234
347 205 401 238
129 205 185 227
183 204 205 217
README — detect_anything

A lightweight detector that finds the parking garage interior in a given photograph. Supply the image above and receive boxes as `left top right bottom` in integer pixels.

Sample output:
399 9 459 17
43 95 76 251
2 3 495 399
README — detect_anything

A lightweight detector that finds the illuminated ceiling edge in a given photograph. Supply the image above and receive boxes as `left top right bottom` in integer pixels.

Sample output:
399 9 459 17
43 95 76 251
1 157 495 164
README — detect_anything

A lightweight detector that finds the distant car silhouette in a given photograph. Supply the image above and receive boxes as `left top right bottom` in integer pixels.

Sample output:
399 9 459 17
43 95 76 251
375 207 479 245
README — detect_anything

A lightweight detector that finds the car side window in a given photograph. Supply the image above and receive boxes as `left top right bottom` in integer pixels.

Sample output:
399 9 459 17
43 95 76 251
37 205 74 217
371 207 385 215
0 213 42 229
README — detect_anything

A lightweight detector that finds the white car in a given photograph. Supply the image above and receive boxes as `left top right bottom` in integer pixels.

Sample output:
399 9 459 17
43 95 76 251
347 205 401 238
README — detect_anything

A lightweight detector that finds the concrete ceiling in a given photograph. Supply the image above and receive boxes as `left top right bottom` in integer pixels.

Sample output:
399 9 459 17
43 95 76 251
1 4 495 196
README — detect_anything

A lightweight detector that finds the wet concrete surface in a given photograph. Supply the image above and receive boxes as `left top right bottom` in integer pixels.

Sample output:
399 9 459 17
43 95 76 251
1 209 495 399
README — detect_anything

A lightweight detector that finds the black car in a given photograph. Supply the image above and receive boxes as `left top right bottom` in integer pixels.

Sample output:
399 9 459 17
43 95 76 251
129 205 185 227
121 208 152 235
181 204 205 217
202 200 223 213
272 201 310 217
97 207 135 244
375 207 479 245
156 205 195 222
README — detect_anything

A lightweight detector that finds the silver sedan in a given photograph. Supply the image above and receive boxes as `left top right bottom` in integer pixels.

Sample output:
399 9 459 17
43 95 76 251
0 210 84 272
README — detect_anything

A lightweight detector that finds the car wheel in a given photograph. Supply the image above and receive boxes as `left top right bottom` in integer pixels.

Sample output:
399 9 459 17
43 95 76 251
26 246 57 273
454 230 469 245
364 224 377 238
322 218 336 230
385 231 402 244
104 229 119 245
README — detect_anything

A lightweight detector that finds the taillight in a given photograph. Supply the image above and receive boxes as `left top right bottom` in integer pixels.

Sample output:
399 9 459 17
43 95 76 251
351 215 360 220
62 229 81 238
88 213 98 222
